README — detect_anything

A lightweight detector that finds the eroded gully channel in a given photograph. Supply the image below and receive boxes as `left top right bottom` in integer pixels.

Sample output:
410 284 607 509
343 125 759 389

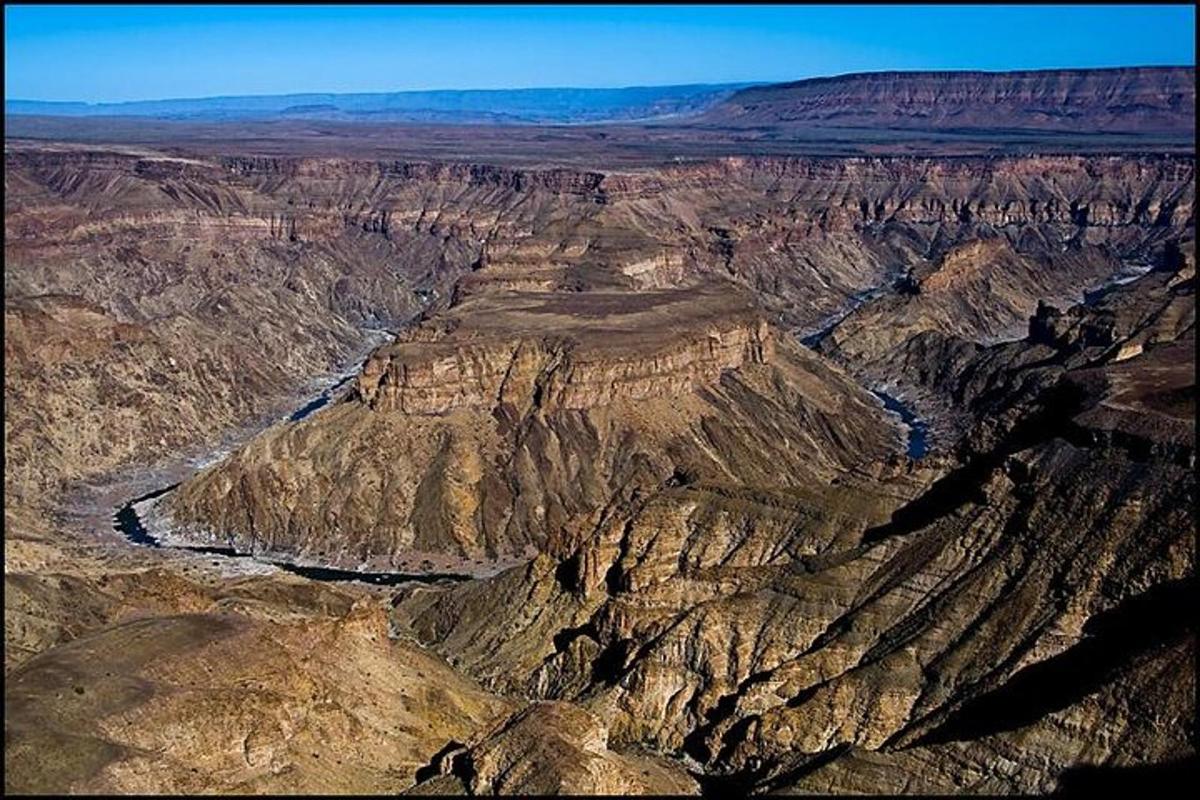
797 267 932 461
791 257 1158 464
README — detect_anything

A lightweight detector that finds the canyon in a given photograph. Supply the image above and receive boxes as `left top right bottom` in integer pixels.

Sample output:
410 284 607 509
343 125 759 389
3 67 1196 794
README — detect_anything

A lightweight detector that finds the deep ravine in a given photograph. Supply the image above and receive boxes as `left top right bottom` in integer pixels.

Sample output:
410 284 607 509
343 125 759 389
109 325 471 588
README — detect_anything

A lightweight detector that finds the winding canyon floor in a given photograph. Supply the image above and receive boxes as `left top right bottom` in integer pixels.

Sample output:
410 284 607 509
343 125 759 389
5 70 1198 795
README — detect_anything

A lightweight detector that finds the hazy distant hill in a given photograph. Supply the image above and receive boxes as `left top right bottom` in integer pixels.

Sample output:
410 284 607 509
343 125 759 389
5 83 755 125
696 67 1195 135
7 68 1193 158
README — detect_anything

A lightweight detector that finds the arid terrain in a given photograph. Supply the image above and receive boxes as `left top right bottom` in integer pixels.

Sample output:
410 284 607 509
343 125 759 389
4 67 1196 794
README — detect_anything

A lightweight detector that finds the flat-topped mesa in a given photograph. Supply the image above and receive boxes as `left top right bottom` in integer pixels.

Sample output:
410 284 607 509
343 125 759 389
700 67 1196 135
353 284 772 415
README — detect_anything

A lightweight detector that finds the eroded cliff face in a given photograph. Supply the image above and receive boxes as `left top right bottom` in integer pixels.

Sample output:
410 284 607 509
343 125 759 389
352 288 773 415
162 281 903 569
151 151 1193 567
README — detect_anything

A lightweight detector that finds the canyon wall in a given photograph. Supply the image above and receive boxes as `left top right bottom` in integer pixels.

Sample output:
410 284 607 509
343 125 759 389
10 149 1191 509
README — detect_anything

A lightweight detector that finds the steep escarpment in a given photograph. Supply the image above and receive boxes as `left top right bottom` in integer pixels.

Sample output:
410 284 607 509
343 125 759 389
701 67 1196 136
585 153 1196 334
162 280 904 570
151 151 1194 571
5 151 451 507
352 285 773 415
810 154 1194 396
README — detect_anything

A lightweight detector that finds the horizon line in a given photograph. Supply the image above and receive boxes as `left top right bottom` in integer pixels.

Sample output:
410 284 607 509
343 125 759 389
7 64 1195 107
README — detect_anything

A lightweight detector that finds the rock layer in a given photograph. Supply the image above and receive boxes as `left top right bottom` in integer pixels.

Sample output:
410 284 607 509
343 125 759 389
702 67 1196 135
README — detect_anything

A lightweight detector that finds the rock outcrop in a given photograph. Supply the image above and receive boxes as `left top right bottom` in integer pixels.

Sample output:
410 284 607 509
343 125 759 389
404 702 699 795
162 280 902 570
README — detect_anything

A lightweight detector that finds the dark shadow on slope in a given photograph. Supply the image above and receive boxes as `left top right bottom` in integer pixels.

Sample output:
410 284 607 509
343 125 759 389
413 740 466 784
861 380 1087 544
915 577 1195 746
1056 756 1199 795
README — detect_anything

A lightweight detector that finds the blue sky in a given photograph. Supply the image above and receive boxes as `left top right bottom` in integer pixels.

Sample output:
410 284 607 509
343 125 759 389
5 4 1195 102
